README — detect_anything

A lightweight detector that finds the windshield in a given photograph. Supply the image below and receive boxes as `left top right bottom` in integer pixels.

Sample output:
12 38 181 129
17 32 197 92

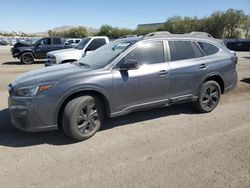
74 38 91 50
78 40 135 69
31 38 40 45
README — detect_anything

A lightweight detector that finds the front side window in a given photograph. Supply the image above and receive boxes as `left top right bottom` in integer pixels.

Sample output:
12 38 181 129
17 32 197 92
169 40 203 61
125 41 164 65
38 38 51 45
198 42 219 55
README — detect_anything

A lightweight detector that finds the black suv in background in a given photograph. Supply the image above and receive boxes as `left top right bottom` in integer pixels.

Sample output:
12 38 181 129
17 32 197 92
11 37 69 64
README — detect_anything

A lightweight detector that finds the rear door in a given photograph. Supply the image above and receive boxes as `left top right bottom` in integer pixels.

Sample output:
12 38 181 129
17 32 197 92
167 40 206 99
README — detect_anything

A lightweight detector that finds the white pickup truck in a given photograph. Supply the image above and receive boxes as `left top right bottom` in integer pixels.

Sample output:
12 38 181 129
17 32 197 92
45 36 109 66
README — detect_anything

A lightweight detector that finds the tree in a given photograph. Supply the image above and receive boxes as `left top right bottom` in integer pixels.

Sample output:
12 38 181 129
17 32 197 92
223 9 247 38
240 14 250 38
158 16 204 34
202 11 225 38
98 25 133 39
48 27 89 38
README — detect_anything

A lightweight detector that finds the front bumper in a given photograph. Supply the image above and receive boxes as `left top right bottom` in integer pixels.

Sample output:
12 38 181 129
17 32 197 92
45 61 56 67
46 55 57 67
8 96 58 132
11 47 20 58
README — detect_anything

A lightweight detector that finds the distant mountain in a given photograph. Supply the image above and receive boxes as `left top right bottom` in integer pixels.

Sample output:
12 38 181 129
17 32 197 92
31 25 99 36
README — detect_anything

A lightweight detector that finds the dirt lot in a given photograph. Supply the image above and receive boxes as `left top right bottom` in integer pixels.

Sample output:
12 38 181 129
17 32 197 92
0 45 250 188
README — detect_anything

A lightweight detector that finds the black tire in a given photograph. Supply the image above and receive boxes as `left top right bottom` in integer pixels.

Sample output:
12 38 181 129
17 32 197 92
20 52 34 64
194 80 221 113
62 95 104 141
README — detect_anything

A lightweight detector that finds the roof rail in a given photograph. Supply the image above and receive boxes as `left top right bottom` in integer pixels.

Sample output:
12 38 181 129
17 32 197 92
188 32 213 38
144 31 213 39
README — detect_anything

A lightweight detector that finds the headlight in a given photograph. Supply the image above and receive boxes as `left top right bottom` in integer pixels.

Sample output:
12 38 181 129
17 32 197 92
16 83 53 97
47 55 56 63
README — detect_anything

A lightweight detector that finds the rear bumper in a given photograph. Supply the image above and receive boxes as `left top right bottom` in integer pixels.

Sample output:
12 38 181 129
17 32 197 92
224 71 238 93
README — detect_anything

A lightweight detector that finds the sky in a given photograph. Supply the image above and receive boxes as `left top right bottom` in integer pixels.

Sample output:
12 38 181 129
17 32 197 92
0 0 249 33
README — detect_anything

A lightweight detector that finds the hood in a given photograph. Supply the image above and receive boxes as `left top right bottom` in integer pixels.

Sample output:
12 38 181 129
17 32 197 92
48 48 82 56
12 63 90 87
14 40 33 48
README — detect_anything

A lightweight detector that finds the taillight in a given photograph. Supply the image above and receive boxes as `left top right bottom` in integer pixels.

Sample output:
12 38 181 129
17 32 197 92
231 56 238 64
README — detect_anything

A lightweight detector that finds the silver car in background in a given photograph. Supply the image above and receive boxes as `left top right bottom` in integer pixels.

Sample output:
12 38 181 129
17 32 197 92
8 32 238 141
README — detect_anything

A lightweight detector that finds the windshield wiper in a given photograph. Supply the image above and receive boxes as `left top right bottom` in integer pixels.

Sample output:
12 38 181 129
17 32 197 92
78 62 90 68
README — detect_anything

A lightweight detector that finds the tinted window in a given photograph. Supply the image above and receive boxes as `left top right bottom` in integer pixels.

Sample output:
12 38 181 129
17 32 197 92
125 41 164 65
67 40 73 44
169 41 203 61
39 38 51 45
198 42 219 55
87 39 107 51
52 38 61 45
193 42 204 57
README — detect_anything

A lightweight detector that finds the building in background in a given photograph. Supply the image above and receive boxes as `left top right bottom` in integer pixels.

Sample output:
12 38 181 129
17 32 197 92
137 22 164 30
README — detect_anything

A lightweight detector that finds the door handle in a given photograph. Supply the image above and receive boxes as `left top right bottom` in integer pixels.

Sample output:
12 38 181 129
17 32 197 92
157 70 168 76
199 64 208 69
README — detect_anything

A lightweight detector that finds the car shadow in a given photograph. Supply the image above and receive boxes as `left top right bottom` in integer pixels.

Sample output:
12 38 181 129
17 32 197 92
0 103 195 148
241 78 250 84
2 61 45 65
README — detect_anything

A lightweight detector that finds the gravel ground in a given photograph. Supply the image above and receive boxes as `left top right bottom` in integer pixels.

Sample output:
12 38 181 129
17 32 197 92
0 46 250 188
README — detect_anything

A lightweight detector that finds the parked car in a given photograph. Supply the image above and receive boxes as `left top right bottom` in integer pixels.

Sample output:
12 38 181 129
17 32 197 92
224 39 250 51
64 38 81 48
8 32 238 141
46 36 109 66
11 37 69 64
0 40 9 45
9 39 17 46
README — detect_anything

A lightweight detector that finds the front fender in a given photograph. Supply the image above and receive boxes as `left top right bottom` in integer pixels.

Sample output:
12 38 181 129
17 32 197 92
54 83 112 123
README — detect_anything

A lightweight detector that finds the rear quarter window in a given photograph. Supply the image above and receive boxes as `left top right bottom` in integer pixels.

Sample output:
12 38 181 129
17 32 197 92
198 42 219 56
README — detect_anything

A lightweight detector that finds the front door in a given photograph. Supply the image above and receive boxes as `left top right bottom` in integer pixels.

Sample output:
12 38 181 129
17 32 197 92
35 38 51 59
112 41 170 112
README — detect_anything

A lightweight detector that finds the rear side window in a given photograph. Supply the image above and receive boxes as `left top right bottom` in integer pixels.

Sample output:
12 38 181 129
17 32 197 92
52 38 62 45
87 39 107 51
169 41 203 61
198 42 219 55
125 41 164 65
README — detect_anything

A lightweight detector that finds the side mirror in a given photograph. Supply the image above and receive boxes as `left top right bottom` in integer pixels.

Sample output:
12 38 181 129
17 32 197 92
120 59 139 71
83 50 92 57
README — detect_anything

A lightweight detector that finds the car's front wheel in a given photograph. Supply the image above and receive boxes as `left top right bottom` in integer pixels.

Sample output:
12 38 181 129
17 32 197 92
62 95 104 141
195 80 221 113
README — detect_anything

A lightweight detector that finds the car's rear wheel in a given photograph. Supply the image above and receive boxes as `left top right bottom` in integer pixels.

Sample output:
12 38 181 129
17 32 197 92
20 53 34 64
62 95 104 141
195 80 221 113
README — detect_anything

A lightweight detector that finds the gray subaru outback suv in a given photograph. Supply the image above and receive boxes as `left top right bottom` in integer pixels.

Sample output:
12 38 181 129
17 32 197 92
8 32 238 141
